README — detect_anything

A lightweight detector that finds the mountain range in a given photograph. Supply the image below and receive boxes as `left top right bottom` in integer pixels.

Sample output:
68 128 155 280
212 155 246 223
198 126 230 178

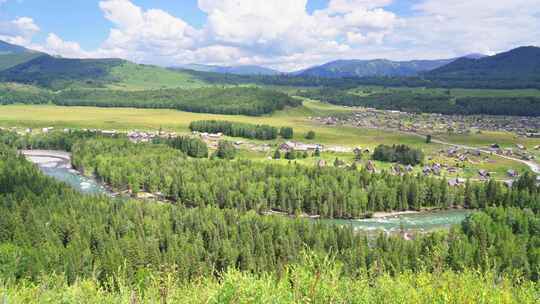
295 54 486 78
0 39 538 89
426 46 540 81
175 64 281 76
0 41 43 71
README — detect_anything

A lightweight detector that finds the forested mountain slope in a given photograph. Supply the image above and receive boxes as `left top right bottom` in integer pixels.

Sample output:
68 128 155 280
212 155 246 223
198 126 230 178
426 46 540 87
176 64 281 76
0 40 43 71
297 58 454 78
0 54 206 90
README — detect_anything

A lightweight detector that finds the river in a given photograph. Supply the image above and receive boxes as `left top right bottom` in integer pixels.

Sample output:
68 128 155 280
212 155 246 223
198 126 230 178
21 150 109 195
321 209 471 234
22 150 472 233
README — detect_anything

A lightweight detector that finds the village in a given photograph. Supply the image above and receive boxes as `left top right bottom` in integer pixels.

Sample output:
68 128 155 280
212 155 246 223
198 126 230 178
313 107 540 138
4 123 539 187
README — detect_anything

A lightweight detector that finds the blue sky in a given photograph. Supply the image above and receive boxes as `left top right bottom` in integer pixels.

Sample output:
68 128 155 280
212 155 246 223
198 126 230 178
1 0 539 70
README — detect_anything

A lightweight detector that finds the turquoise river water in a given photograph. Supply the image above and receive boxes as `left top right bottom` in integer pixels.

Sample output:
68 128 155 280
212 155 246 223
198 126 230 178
24 150 472 233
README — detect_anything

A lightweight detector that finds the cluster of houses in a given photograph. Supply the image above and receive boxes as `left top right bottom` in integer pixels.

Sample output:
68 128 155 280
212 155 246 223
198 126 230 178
444 147 482 162
278 141 353 153
422 163 458 176
312 108 540 138
488 143 537 161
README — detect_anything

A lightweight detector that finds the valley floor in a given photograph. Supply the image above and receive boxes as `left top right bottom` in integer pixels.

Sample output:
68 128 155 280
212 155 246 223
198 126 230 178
0 101 538 180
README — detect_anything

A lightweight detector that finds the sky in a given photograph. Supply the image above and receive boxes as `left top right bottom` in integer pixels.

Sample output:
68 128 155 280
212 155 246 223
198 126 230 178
1 0 539 71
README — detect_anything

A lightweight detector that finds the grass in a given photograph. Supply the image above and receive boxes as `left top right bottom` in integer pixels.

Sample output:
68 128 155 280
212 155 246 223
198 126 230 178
439 131 540 149
106 63 207 90
0 101 425 148
0 100 535 179
0 52 41 71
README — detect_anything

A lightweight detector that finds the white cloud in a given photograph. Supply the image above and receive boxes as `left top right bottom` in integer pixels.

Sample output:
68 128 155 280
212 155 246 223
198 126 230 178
327 0 393 12
0 17 40 46
2 0 540 71
393 0 540 58
44 33 92 58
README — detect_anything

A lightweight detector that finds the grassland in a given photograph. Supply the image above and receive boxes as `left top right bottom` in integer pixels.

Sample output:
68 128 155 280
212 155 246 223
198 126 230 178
0 101 428 148
439 131 540 149
0 99 536 179
107 63 207 90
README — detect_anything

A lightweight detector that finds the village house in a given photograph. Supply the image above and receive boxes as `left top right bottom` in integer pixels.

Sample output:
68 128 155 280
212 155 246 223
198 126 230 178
101 130 117 137
448 178 466 187
280 141 322 152
365 161 376 172
478 170 490 179
507 169 519 178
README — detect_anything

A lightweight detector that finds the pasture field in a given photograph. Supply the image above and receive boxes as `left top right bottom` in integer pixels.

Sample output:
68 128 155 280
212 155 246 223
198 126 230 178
439 131 540 149
0 101 426 148
0 100 536 179
106 63 207 90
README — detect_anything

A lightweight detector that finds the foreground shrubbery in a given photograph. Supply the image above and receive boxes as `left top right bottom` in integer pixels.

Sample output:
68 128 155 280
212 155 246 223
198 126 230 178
2 260 538 303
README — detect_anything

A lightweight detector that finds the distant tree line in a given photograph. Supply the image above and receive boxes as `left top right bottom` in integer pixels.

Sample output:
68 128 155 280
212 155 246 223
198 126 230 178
183 68 540 90
153 136 209 158
373 144 425 166
0 87 302 116
300 88 540 116
189 120 280 140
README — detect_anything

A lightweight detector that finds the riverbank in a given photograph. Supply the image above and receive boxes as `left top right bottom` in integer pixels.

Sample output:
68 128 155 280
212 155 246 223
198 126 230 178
371 210 419 218
20 150 72 169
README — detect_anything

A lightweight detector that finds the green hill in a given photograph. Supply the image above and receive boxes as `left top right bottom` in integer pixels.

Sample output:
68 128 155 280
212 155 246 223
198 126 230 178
0 40 208 90
0 54 207 90
177 64 281 76
107 62 206 90
296 58 456 78
427 46 540 86
0 54 126 89
0 41 42 71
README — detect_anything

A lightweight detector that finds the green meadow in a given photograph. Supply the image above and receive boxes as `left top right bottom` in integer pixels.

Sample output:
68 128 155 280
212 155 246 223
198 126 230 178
0 99 537 179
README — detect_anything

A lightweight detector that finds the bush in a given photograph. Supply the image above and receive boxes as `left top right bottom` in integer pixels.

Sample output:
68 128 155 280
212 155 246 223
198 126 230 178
215 140 237 159
372 144 424 165
280 127 294 139
305 130 316 140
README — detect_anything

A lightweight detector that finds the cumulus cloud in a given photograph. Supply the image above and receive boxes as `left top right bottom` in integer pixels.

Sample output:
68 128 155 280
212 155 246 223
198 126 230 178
43 34 93 58
0 17 40 46
2 0 539 71
393 0 540 58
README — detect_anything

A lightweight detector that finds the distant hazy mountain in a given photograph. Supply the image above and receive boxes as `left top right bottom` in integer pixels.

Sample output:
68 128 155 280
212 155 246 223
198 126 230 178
0 40 42 71
177 64 281 76
296 59 451 78
294 53 489 78
426 46 540 81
